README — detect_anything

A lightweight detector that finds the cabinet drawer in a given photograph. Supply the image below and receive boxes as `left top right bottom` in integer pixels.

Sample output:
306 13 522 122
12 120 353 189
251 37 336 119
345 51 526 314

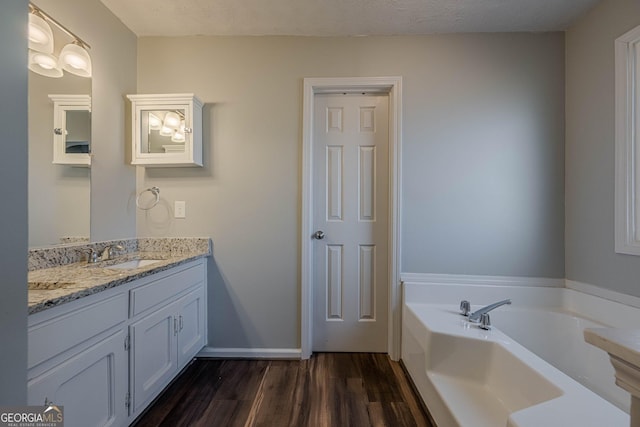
130 261 204 317
28 292 128 369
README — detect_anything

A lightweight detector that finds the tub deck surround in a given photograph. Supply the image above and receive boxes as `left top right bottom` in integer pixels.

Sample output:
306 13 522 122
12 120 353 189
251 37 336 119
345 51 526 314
585 328 640 426
401 278 637 427
403 303 628 427
27 237 211 314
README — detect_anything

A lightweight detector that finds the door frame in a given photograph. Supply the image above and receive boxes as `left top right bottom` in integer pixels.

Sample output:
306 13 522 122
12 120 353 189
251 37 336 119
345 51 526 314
301 76 402 360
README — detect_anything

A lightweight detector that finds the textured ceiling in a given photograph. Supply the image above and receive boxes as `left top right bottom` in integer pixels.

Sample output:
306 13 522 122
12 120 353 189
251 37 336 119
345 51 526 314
99 0 600 37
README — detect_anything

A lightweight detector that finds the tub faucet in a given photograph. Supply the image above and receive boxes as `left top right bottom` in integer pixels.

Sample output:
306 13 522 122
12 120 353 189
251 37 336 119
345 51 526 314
467 299 511 322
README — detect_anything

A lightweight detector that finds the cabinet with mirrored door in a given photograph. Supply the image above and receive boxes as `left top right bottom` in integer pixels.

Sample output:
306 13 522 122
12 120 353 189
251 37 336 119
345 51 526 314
127 94 203 167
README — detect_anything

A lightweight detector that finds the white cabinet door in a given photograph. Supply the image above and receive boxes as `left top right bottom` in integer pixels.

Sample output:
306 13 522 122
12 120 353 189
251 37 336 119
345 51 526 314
129 302 178 415
28 329 128 427
126 93 203 167
177 286 206 368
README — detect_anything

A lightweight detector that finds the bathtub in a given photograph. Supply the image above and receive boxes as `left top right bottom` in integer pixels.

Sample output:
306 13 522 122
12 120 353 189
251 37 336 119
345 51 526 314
401 279 637 427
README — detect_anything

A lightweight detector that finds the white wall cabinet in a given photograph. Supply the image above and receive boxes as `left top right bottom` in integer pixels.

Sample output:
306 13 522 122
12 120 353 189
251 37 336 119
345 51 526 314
49 94 92 166
27 259 207 427
127 93 203 167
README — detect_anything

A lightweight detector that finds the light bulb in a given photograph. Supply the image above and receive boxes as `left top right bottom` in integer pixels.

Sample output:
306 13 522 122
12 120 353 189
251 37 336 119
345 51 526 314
29 27 48 44
163 112 181 130
171 131 185 143
28 50 62 78
28 14 53 53
65 55 88 70
35 55 56 69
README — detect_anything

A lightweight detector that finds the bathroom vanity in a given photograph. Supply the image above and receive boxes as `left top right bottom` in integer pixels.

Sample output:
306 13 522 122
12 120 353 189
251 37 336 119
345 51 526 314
26 238 210 427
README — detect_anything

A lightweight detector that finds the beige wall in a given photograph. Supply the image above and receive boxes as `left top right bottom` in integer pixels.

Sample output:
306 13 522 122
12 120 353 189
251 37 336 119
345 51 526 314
565 0 640 295
137 34 566 350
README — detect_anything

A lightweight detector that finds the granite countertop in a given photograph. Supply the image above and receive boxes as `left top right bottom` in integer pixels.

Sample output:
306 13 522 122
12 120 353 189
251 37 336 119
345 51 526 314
28 243 210 315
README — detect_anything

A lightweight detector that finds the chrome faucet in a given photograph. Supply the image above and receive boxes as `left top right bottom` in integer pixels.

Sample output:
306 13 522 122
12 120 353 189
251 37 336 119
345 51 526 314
467 299 511 322
86 248 100 264
85 245 125 264
101 244 124 261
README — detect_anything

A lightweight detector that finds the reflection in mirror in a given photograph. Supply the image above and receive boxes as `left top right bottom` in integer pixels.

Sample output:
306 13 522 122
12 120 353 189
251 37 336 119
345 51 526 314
49 94 91 165
28 8 91 248
141 109 187 154
65 110 91 153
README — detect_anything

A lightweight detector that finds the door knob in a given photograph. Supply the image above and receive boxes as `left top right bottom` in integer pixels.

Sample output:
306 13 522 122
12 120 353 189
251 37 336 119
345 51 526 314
313 230 325 240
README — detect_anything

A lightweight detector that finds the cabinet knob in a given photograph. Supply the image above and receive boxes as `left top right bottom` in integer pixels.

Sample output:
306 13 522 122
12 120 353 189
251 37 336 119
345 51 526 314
53 128 63 135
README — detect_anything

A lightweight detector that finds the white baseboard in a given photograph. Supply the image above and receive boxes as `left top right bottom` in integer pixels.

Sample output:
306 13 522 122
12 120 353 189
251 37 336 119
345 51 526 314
197 347 302 359
400 272 564 288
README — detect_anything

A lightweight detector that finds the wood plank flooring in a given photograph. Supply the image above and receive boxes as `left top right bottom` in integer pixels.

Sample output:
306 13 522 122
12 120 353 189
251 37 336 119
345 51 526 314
133 353 435 427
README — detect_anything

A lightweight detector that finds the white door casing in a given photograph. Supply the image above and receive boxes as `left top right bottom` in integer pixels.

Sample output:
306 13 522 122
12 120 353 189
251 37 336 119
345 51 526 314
312 94 389 352
301 77 402 360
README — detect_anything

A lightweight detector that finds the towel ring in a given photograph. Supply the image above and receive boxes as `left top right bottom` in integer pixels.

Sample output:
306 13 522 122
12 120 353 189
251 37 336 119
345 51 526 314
136 186 160 210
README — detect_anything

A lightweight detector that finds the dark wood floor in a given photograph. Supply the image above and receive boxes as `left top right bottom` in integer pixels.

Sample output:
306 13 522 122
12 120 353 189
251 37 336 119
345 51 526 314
133 353 435 427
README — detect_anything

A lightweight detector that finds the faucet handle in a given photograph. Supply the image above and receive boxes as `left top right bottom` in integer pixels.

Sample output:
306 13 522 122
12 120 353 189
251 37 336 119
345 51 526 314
85 248 100 264
460 300 471 316
479 313 491 330
101 244 125 260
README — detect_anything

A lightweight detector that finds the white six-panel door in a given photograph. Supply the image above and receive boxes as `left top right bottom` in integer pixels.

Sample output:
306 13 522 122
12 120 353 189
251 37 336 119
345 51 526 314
312 93 389 352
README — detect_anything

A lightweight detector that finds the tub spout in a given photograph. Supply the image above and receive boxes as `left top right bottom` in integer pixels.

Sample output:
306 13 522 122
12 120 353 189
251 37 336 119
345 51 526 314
468 299 511 322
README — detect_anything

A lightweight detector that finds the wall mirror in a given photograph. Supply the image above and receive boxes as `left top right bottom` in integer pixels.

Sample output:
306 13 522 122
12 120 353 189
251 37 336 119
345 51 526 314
28 4 92 248
141 109 187 154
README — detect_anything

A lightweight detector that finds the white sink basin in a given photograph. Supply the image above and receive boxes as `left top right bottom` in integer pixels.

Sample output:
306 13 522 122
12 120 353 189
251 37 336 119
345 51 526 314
107 259 162 270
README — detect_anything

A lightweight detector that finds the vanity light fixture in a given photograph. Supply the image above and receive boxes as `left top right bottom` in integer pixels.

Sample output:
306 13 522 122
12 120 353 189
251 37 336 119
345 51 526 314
28 50 63 78
27 3 92 78
28 12 53 53
59 41 92 78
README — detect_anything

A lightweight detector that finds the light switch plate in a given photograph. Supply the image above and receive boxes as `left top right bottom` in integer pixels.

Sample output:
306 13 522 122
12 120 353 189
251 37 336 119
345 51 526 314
174 201 186 218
